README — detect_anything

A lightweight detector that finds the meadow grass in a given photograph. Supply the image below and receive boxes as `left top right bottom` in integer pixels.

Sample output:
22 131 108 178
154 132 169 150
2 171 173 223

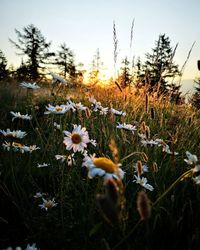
0 81 200 250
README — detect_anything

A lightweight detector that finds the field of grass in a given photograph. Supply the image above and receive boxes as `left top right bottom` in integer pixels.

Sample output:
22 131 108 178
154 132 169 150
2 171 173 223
0 81 200 250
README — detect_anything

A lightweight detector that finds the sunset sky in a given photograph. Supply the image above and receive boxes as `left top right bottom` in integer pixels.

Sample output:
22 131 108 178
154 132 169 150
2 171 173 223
1 0 200 92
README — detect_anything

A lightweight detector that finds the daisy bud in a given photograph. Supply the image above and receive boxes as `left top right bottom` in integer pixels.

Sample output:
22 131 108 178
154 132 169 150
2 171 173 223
137 191 151 221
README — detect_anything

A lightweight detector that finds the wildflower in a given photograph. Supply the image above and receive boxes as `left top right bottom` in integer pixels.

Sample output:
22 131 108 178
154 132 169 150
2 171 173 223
133 175 154 191
10 111 32 121
83 156 125 181
161 144 179 155
184 151 198 165
0 128 27 139
36 163 50 168
53 122 61 130
193 175 200 185
20 82 40 89
33 192 44 198
2 141 12 151
184 151 200 173
116 122 137 133
55 154 67 162
99 106 109 115
50 72 67 85
90 139 97 147
137 191 151 220
39 198 57 211
67 100 87 111
63 124 91 152
44 104 70 114
3 142 40 153
110 108 126 116
25 243 38 250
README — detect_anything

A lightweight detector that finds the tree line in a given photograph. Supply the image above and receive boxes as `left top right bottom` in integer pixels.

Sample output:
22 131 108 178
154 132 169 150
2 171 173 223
0 24 200 106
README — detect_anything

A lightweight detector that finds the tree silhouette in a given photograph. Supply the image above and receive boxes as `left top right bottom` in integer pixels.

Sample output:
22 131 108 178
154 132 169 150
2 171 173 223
137 34 181 93
117 57 132 88
88 49 102 85
55 43 76 79
9 24 53 81
0 50 9 80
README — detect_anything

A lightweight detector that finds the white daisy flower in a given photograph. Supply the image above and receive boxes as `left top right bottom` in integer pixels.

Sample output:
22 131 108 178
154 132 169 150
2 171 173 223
10 111 32 121
67 154 75 166
2 141 12 151
39 198 57 211
25 243 38 250
50 72 67 85
67 100 87 111
184 151 200 174
133 175 154 191
55 154 67 162
89 139 97 147
161 144 179 155
63 124 91 152
11 142 40 153
20 82 40 89
116 122 137 133
36 163 50 168
44 104 70 114
99 106 109 115
83 156 125 181
0 128 27 139
110 108 126 116
184 151 198 165
53 122 61 130
193 175 200 185
33 192 45 198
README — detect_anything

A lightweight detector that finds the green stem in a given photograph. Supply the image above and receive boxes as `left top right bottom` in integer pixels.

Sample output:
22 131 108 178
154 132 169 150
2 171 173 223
152 169 192 207
112 168 193 249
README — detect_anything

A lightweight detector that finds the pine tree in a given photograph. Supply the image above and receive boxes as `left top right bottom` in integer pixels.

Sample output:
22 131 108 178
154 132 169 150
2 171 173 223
118 57 132 88
9 24 53 81
88 49 102 85
191 78 200 109
137 34 181 93
0 50 9 80
55 43 76 79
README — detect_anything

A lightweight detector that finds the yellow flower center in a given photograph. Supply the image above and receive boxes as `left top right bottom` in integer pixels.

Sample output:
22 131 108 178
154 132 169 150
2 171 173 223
44 200 55 209
93 157 118 173
6 133 15 137
55 107 63 111
12 142 22 147
71 133 82 144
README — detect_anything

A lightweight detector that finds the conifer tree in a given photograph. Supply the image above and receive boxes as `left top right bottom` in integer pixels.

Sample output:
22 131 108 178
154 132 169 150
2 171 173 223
9 24 53 81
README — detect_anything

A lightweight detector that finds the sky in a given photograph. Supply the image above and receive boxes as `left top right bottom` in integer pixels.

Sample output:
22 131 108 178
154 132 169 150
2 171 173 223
1 0 200 93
